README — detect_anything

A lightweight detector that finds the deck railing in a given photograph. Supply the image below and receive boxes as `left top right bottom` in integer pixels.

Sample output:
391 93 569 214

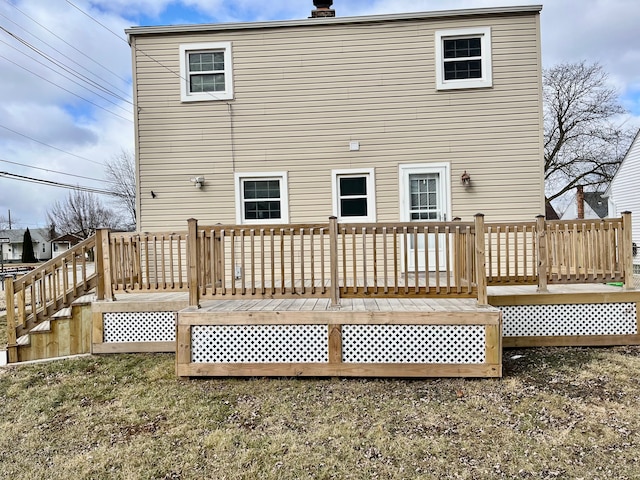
186 215 487 306
485 221 538 285
545 217 628 284
4 235 98 363
102 212 633 303
102 231 189 296
484 213 634 289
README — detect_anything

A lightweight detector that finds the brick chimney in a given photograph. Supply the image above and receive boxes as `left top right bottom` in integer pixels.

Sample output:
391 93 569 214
576 185 585 219
311 0 335 18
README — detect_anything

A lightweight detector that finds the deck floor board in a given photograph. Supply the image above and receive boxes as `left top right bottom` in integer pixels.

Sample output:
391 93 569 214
95 283 633 314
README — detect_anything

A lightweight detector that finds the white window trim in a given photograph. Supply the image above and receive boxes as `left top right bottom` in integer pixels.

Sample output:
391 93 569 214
399 163 452 222
332 168 376 222
179 42 234 102
435 27 492 91
234 172 289 224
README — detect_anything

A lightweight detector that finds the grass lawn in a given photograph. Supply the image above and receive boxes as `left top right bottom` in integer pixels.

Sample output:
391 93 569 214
1 348 640 479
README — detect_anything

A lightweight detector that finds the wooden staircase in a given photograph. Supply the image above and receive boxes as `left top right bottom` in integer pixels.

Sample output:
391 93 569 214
4 235 102 363
14 295 94 362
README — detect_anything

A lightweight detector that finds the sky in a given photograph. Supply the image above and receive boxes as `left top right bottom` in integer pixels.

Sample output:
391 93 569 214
1 0 639 230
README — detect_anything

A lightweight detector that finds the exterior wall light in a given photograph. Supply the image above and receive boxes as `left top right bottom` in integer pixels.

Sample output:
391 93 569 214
461 171 471 187
190 176 205 188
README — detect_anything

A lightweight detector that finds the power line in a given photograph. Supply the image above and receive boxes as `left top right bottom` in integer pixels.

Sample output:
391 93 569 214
2 0 132 87
0 171 120 197
0 36 132 113
0 158 114 185
0 124 106 166
0 53 133 123
65 0 130 45
64 0 229 102
0 11 132 103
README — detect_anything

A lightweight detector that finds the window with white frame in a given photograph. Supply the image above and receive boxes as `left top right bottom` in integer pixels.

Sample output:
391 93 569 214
235 172 289 224
435 27 492 90
179 42 233 102
332 169 376 222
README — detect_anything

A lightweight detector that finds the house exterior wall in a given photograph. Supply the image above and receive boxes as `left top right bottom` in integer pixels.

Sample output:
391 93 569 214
129 7 544 232
608 131 640 264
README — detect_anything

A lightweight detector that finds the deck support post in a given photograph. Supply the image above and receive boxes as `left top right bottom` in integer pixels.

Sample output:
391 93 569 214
622 211 634 290
474 214 488 306
5 278 18 363
95 228 113 301
329 216 340 306
536 215 548 292
187 218 201 308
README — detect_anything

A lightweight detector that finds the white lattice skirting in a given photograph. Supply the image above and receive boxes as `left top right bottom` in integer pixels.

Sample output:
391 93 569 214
191 324 487 364
192 325 328 363
501 303 637 337
103 312 176 343
342 325 486 363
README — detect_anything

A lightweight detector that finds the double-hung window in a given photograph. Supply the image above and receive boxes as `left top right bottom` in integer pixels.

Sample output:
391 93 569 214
435 27 492 90
235 172 289 224
179 42 233 101
332 169 376 222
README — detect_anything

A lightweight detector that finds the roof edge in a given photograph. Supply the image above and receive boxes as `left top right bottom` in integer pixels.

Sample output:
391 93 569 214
126 4 542 37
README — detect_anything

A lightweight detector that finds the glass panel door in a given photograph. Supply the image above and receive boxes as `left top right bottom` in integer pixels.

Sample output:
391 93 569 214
400 165 450 272
409 173 443 221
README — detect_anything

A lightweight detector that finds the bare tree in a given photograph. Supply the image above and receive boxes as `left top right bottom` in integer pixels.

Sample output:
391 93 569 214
544 61 634 202
105 149 136 229
0 213 19 229
47 190 119 239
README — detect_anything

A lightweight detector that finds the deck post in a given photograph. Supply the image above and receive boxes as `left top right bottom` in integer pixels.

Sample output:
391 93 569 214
536 215 548 292
214 226 223 288
95 229 112 301
452 217 462 285
329 216 340 306
5 278 18 363
474 214 488 306
622 211 634 290
187 218 200 308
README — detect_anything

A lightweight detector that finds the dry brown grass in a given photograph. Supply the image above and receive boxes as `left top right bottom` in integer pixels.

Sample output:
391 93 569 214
1 347 640 479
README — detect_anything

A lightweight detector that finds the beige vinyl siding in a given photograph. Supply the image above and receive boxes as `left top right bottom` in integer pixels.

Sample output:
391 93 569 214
132 11 543 232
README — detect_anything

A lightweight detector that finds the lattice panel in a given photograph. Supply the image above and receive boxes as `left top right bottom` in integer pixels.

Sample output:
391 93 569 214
501 303 637 337
191 325 328 363
342 325 486 364
103 312 176 343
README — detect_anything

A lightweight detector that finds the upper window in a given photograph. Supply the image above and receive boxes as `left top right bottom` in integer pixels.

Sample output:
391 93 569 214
179 42 233 102
435 27 492 90
332 169 376 222
235 172 289 224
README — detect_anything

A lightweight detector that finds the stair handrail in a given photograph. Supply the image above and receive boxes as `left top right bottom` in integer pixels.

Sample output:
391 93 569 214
4 234 98 363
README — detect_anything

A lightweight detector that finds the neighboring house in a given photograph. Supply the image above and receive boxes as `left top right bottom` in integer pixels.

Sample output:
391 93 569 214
606 129 640 268
545 200 560 220
51 233 83 257
0 228 53 262
126 3 544 233
561 185 608 220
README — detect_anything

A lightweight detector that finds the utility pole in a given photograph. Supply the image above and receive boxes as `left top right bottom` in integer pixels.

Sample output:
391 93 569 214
8 209 11 229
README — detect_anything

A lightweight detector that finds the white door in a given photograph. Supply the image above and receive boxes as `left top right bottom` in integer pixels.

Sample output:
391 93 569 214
400 164 451 271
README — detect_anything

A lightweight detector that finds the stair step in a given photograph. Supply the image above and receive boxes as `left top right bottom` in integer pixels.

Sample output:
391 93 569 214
52 307 72 320
74 294 96 305
31 320 51 332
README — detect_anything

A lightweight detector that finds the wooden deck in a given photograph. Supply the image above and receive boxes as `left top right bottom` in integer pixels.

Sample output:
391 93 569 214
177 297 502 379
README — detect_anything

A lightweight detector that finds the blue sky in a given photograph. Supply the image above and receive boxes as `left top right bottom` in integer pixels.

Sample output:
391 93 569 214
1 0 639 229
